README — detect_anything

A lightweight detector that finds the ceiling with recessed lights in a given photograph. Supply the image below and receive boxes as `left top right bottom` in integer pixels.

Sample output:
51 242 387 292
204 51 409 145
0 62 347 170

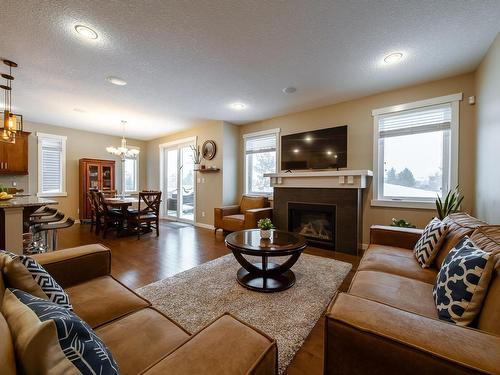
0 0 499 140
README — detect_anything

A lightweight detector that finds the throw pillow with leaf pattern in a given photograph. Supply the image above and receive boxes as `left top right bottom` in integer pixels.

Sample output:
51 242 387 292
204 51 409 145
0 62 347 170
414 218 449 268
433 236 498 325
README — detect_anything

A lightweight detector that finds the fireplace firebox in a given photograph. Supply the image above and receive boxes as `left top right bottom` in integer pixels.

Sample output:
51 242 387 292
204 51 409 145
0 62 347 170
288 202 336 249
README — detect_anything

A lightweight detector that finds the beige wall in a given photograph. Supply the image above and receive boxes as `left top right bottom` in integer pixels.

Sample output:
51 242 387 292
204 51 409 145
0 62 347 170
475 33 500 224
222 122 240 206
0 121 147 219
238 73 477 244
146 120 225 225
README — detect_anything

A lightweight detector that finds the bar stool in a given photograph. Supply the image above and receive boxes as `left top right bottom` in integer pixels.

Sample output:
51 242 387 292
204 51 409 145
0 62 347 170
30 207 58 218
28 212 65 253
35 217 75 251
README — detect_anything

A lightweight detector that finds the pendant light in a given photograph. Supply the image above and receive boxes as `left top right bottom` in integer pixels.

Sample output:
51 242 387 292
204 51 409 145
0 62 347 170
1 59 22 144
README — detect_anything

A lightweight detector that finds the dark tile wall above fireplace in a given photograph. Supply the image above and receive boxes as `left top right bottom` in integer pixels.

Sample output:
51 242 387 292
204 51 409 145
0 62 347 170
273 187 362 255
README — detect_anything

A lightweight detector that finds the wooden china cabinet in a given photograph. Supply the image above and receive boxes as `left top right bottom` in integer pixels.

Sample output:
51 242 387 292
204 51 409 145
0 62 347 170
79 158 115 221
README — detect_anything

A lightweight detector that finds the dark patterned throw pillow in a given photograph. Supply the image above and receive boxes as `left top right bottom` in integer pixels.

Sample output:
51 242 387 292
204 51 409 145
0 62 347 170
413 218 449 268
433 236 497 325
3 288 119 375
0 250 72 310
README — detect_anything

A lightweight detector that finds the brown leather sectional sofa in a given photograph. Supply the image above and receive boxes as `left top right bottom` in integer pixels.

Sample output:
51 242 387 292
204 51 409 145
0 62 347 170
325 213 500 374
1 245 277 374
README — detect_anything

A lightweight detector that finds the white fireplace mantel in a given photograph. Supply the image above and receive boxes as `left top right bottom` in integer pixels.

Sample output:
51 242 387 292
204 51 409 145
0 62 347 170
264 170 373 189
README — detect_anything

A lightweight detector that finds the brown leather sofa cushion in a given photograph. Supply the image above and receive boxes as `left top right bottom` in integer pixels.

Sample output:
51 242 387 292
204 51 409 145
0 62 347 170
358 245 438 284
222 214 246 232
142 313 277 375
436 213 487 267
66 276 150 328
0 310 16 375
348 270 438 318
96 308 189 375
471 226 500 334
240 195 268 213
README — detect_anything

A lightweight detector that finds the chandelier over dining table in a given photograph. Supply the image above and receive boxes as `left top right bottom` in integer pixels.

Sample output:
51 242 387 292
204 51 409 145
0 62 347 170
106 120 139 198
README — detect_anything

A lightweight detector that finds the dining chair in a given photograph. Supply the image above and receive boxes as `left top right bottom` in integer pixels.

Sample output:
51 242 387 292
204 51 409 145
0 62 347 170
127 191 162 239
96 191 123 238
87 190 99 233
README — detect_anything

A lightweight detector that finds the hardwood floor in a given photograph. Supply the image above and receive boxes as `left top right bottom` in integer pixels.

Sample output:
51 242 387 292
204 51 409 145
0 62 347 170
58 220 360 374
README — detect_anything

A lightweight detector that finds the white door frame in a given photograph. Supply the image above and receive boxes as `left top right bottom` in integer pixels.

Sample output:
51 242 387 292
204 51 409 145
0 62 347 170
159 136 197 223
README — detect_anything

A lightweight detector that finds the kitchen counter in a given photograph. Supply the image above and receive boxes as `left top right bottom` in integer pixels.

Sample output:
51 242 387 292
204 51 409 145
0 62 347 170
0 196 59 254
0 196 58 208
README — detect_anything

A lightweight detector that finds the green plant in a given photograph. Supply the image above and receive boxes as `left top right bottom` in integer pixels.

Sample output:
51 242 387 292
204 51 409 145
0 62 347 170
257 218 274 230
391 218 416 228
436 186 464 220
190 145 202 164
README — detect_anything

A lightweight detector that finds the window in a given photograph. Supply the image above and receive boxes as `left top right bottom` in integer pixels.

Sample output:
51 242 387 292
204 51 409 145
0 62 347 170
124 149 139 193
243 129 280 195
37 133 67 197
372 93 461 208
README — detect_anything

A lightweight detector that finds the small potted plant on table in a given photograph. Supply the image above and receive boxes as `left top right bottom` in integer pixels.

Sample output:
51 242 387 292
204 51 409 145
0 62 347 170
257 218 274 239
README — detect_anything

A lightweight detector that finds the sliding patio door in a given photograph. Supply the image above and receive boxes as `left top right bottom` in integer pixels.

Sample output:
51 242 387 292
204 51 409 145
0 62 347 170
161 139 195 223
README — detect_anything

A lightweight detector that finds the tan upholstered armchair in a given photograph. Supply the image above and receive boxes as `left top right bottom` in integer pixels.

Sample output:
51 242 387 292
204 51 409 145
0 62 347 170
214 195 273 232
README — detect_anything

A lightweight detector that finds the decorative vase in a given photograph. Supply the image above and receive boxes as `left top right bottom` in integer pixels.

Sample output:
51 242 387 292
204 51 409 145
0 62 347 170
194 163 200 171
260 229 271 239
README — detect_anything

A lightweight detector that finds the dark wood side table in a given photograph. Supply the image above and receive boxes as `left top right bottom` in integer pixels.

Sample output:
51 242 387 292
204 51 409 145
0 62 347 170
225 229 307 293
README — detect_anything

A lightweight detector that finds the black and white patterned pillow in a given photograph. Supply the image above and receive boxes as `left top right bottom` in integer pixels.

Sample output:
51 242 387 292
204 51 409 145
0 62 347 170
7 288 119 375
414 218 449 268
0 250 72 310
433 236 497 326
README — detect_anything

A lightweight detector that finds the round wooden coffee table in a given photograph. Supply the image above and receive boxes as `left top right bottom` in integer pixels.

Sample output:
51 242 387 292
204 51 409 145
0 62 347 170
225 229 307 293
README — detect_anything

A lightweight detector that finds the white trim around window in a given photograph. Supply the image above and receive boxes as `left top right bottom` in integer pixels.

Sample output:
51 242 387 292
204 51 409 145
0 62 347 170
242 128 280 196
124 146 140 194
371 93 462 209
37 132 68 197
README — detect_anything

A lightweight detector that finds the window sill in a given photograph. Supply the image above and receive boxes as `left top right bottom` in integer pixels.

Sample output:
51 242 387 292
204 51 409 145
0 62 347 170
371 199 436 210
37 192 68 198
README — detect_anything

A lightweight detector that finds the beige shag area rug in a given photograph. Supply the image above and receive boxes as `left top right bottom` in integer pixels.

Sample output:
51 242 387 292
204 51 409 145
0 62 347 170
136 253 351 374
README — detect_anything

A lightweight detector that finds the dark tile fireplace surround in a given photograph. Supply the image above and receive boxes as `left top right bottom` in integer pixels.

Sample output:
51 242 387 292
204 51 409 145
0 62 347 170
273 187 362 255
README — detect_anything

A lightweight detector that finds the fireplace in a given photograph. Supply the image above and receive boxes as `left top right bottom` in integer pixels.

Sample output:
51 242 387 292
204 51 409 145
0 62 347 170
288 202 336 249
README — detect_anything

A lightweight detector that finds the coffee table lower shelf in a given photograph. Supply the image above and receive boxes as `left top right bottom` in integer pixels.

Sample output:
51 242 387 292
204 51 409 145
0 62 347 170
236 262 296 292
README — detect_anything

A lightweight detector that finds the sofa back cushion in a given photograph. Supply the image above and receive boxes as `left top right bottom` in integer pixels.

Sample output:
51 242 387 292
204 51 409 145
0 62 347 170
435 213 487 267
240 195 268 212
472 226 500 334
0 253 48 300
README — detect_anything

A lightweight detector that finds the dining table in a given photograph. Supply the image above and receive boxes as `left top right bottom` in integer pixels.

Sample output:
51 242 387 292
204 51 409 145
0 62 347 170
104 196 140 236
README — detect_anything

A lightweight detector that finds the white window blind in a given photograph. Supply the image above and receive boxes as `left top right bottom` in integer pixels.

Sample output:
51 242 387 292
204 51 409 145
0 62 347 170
378 103 451 138
245 133 277 154
38 134 67 196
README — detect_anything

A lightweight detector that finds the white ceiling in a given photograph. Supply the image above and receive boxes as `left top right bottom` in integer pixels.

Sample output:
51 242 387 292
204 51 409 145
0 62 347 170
1 0 499 140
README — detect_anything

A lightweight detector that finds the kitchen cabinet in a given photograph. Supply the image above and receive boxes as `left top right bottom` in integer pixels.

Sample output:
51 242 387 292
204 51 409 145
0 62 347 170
0 131 30 175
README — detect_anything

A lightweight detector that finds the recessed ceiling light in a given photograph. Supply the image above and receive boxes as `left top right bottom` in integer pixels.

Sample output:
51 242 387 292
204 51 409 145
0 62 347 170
106 76 127 86
74 25 98 40
384 52 403 64
283 86 297 94
73 108 86 113
229 102 247 110
293 149 300 153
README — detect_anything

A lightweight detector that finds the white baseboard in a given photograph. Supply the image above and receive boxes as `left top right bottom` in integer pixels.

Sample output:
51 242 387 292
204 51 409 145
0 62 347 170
75 219 81 224
361 243 369 250
195 222 215 230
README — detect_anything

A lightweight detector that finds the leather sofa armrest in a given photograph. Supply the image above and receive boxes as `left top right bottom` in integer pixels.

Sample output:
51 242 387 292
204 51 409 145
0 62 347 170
325 293 500 374
370 225 423 249
31 244 111 288
143 313 277 375
244 207 273 229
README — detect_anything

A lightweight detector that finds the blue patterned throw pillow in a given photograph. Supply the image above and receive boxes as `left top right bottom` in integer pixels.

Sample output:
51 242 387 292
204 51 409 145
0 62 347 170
433 236 497 326
3 288 119 375
414 218 449 268
0 250 72 310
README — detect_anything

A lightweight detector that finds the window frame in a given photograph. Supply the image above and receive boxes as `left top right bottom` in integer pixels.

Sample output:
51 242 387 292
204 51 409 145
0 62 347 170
371 93 462 209
243 128 280 196
123 146 140 194
37 132 68 197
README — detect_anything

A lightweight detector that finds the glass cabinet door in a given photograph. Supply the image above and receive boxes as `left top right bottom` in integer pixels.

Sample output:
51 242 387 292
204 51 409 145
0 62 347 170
87 164 100 190
101 164 113 191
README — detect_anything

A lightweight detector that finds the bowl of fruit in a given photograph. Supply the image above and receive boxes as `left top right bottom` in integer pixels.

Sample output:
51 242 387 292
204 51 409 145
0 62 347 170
0 192 13 201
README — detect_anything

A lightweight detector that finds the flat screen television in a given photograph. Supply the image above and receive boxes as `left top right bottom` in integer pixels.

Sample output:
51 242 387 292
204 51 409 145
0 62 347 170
281 125 347 170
